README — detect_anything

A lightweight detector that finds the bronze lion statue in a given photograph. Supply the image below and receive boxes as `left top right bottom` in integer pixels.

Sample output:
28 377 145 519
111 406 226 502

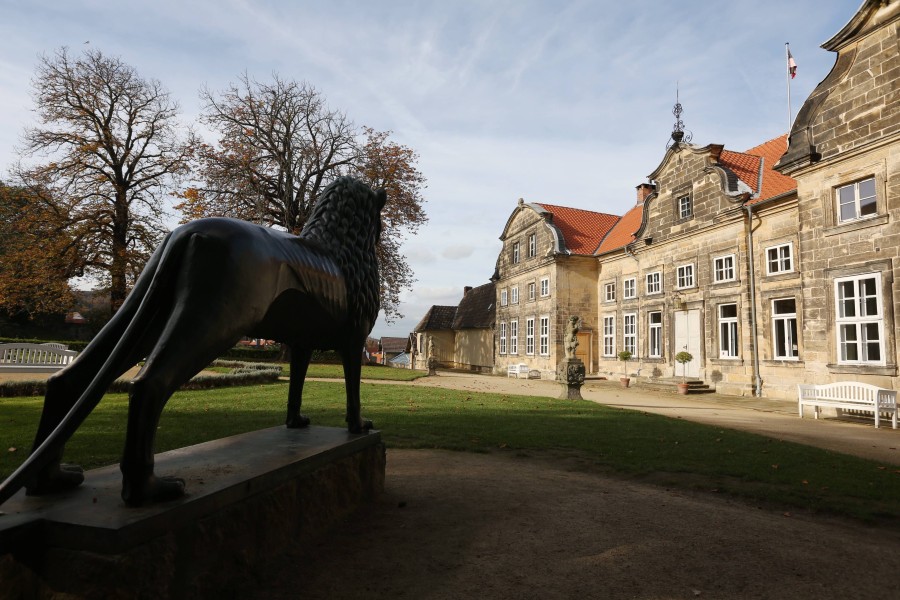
0 176 385 506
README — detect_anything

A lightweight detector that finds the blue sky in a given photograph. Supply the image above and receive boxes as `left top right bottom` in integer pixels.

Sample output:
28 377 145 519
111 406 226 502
0 1 858 339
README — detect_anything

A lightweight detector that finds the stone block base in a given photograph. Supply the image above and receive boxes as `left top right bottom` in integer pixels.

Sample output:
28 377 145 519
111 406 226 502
0 426 385 599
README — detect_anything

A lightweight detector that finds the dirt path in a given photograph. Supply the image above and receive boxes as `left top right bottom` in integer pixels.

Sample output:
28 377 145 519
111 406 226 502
247 449 900 600
243 372 900 599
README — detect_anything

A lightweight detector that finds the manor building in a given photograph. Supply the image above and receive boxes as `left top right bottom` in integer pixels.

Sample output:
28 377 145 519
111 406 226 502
419 0 900 401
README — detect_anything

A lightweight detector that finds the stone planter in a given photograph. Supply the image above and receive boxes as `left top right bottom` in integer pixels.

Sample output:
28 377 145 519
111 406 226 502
677 383 690 394
620 377 630 388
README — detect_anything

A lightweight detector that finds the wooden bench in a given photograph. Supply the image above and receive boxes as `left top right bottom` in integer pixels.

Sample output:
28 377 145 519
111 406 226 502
507 363 530 379
797 382 897 429
0 343 78 374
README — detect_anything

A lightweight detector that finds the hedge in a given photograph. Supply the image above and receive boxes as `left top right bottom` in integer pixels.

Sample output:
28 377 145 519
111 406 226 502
0 360 283 398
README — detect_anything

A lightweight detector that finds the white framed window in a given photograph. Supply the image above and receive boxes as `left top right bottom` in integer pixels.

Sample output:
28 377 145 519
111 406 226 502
648 311 662 358
527 282 536 301
539 316 550 355
602 316 615 357
835 274 884 364
676 264 695 289
511 286 519 304
772 298 798 360
525 317 535 355
509 319 519 355
623 313 637 355
500 289 508 306
528 233 536 257
837 177 876 223
604 282 616 302
714 254 735 282
646 271 661 295
678 195 692 219
766 243 793 275
540 277 550 297
513 242 520 264
499 322 507 354
718 303 739 358
623 277 636 299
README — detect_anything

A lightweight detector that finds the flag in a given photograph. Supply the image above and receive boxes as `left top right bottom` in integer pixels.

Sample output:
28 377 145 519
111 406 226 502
787 49 797 79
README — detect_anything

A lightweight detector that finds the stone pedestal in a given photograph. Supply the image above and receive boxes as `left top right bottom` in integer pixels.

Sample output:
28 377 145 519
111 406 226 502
427 356 437 376
557 358 586 400
0 426 385 599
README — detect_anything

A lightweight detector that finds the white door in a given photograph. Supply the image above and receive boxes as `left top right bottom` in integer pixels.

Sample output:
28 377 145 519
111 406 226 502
673 309 701 379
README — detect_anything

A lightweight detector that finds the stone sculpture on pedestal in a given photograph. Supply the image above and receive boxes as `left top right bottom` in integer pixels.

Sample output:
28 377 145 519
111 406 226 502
558 316 585 400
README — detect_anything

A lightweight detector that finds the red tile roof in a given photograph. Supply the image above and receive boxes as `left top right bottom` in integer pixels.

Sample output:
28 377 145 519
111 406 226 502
744 134 797 203
719 135 797 203
533 203 619 255
595 134 797 255
596 202 645 254
719 149 762 193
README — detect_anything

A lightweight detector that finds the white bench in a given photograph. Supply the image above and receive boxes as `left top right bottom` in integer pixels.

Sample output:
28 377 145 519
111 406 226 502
507 363 530 378
0 343 78 373
797 382 897 429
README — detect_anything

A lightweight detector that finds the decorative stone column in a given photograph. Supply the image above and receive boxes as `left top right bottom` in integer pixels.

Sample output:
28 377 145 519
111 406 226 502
557 315 585 400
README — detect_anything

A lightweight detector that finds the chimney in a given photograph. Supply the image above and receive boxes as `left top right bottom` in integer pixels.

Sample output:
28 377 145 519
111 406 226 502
463 286 473 296
636 182 656 205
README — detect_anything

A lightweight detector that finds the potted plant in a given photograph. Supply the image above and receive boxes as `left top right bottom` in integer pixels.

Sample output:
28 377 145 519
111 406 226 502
617 350 632 388
674 351 693 394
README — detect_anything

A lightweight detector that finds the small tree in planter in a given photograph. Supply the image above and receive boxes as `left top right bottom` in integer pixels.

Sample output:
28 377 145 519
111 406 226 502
617 350 632 387
674 351 693 394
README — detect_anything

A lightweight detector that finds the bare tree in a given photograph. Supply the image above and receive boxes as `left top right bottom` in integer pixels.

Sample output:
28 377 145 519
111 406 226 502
16 48 196 312
181 74 427 320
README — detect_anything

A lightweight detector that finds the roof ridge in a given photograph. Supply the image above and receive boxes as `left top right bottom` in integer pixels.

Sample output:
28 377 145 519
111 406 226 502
535 202 620 219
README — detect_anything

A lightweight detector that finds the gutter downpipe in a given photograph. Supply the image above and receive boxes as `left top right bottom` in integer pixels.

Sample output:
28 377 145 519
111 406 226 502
624 244 642 378
744 202 763 397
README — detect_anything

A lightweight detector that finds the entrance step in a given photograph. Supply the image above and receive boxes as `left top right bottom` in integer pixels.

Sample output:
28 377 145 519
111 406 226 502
639 378 715 394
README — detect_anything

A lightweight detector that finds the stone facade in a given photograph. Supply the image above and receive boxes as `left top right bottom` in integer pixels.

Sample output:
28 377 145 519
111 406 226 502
776 0 900 390
595 141 796 396
492 200 614 377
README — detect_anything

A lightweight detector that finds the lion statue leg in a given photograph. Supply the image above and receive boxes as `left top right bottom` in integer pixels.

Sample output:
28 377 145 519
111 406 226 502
119 330 241 506
25 284 158 496
285 346 313 428
340 341 372 434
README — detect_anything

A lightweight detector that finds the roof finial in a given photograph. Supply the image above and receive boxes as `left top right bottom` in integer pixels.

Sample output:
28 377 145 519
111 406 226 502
667 82 692 150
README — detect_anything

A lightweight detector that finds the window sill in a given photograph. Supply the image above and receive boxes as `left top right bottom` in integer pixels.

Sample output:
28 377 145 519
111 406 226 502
825 213 888 237
762 359 804 367
710 358 743 366
827 363 897 376
764 271 800 283
711 279 739 287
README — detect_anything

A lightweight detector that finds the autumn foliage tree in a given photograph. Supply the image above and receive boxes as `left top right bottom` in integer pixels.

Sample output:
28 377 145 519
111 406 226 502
179 74 426 320
15 48 196 313
0 182 77 318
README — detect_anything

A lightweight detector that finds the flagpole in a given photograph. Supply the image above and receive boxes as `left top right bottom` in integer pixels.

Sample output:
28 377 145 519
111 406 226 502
785 42 792 148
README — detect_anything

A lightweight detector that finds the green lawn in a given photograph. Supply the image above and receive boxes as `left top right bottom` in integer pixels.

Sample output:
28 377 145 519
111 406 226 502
296 363 426 381
2 380 899 524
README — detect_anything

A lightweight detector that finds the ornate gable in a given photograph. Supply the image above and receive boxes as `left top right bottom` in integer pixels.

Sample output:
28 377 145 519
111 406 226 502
776 0 900 173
